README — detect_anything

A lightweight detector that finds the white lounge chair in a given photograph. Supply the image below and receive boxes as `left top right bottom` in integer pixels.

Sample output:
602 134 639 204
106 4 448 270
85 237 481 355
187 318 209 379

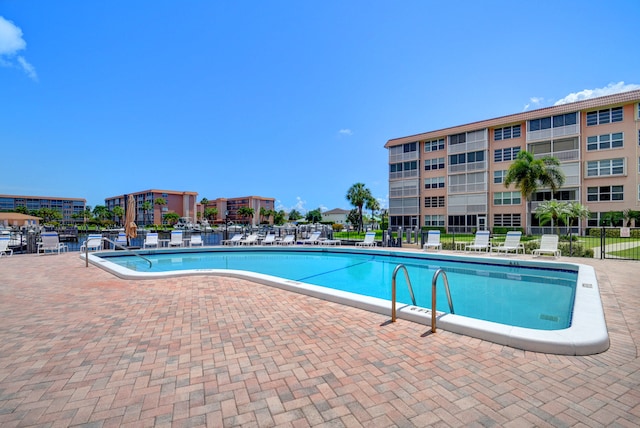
491 231 524 255
423 230 442 252
356 232 376 247
239 234 259 245
261 234 276 245
114 232 128 248
533 234 561 258
276 234 295 246
465 230 491 252
222 233 243 246
38 232 69 255
0 236 13 257
189 234 203 246
299 231 322 245
80 234 103 252
169 230 184 247
319 237 341 246
143 232 159 248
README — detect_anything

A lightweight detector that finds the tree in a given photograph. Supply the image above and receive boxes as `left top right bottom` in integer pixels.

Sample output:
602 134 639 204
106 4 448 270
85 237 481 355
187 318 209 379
535 200 571 235
273 210 286 225
365 196 380 230
92 205 110 225
154 198 167 225
347 209 360 229
204 207 218 222
112 205 124 226
141 201 153 225
237 206 255 225
259 207 270 224
288 209 302 221
37 207 63 224
504 151 565 234
164 212 180 226
305 208 322 223
14 205 28 214
346 183 373 233
566 202 590 230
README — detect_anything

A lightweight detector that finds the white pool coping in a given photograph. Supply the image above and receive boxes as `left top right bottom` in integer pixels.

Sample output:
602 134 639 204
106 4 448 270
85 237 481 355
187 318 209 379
84 247 610 356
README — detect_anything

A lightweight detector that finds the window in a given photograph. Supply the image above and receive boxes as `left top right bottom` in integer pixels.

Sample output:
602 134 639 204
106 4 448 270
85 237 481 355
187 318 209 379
586 107 623 126
494 125 521 141
424 157 445 171
494 147 521 162
424 215 445 226
424 196 445 208
390 161 417 172
424 177 445 189
586 133 623 151
493 191 521 205
449 150 485 165
494 170 506 184
587 186 624 202
494 214 521 227
449 133 466 145
586 159 624 177
529 112 578 131
424 138 445 152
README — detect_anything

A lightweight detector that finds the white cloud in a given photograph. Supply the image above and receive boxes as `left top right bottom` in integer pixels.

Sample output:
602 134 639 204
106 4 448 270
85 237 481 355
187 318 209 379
523 97 543 111
0 16 37 81
554 82 640 106
338 129 353 136
275 196 308 213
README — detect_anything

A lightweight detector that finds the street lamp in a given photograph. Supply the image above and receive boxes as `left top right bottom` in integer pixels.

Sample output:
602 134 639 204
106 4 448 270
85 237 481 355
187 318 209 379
224 210 229 241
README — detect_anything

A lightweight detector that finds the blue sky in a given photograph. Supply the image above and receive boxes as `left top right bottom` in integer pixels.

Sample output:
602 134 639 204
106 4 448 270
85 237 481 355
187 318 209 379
1 1 639 213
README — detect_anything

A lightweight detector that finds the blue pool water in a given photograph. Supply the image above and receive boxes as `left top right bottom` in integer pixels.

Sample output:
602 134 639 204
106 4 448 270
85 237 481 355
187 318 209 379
100 249 577 331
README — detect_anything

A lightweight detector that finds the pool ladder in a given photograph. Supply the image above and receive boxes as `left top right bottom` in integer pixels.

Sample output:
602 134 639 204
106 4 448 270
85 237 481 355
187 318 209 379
391 265 454 333
84 236 152 268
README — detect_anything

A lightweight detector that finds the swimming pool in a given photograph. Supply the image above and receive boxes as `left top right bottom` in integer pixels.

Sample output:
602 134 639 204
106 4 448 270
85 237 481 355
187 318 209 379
87 247 609 355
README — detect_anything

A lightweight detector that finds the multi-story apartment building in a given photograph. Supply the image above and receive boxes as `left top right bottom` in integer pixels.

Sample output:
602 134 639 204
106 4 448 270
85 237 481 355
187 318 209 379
0 194 86 224
105 190 198 226
201 196 275 226
386 89 640 234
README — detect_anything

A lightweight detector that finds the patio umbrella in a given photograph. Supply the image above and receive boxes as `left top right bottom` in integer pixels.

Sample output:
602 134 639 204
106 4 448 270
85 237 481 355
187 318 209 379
124 194 137 246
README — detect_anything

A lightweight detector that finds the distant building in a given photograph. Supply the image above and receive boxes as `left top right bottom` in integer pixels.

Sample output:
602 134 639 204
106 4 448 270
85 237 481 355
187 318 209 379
386 89 640 233
105 189 198 226
0 194 86 224
0 212 41 228
200 196 276 226
322 208 349 224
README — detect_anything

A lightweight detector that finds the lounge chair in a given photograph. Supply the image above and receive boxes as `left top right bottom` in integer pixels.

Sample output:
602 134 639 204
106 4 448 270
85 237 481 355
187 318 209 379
143 232 159 248
239 234 259 245
319 237 341 246
38 232 69 255
423 230 442 252
356 232 376 247
80 234 103 252
465 230 491 252
261 234 276 245
0 236 13 257
114 232 128 248
189 234 203 247
169 230 184 247
533 234 561 258
491 231 524 255
276 234 295 246
222 233 243 246
299 231 322 245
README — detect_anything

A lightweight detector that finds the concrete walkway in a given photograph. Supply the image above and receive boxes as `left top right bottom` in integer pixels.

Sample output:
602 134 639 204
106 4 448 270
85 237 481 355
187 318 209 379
0 252 638 427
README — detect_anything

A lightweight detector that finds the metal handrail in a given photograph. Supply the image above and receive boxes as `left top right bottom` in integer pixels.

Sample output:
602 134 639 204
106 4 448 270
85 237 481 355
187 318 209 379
84 236 152 268
431 269 454 333
391 264 415 322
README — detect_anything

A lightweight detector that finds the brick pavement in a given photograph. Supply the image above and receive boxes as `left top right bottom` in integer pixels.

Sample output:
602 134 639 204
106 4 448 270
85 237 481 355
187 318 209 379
0 252 638 427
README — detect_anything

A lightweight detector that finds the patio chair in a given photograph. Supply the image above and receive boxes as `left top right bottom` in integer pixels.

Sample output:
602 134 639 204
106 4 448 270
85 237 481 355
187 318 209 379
356 232 377 247
169 230 184 247
222 233 243 246
143 232 159 248
491 231 524 255
261 234 276 245
423 230 442 252
239 234 259 245
189 234 203 247
0 236 13 257
465 230 491 252
276 234 295 246
80 234 103 252
38 232 69 255
533 234 561 258
114 232 128 248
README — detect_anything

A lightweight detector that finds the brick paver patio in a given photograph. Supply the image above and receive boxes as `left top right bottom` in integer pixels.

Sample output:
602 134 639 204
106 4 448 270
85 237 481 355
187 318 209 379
0 252 638 427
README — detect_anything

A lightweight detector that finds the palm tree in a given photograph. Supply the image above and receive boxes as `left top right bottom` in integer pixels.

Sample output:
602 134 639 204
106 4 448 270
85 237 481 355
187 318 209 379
346 183 373 233
140 201 152 226
535 200 570 235
204 207 218 223
566 202 590 231
112 206 124 226
365 196 380 230
237 206 255 226
154 198 166 225
504 151 565 234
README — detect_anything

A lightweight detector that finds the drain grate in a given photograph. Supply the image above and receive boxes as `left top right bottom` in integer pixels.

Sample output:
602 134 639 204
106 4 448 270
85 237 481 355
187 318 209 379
540 313 559 322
